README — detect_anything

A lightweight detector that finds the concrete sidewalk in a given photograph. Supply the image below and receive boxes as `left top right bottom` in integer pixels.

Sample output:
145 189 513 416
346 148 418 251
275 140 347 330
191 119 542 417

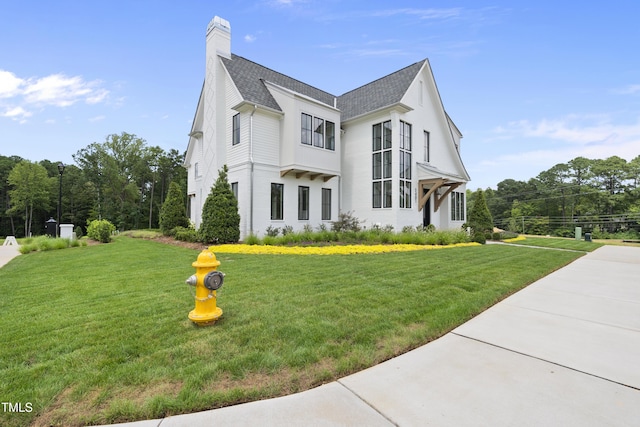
0 244 20 268
98 245 640 426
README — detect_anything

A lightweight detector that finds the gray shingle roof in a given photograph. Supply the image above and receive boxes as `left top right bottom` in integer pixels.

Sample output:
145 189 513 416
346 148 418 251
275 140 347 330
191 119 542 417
221 54 336 111
220 54 426 121
336 59 426 121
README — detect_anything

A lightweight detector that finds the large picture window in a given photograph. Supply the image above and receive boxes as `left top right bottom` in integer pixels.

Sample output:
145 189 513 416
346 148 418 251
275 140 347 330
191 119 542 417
372 120 392 208
451 191 465 221
298 186 309 220
271 183 284 220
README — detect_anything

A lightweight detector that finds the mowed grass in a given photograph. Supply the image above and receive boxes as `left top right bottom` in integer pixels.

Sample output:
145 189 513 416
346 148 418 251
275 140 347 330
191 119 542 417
508 236 603 251
0 237 583 426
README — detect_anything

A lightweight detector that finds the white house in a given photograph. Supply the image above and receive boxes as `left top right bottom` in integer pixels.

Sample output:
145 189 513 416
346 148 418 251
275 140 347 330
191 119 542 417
185 16 470 238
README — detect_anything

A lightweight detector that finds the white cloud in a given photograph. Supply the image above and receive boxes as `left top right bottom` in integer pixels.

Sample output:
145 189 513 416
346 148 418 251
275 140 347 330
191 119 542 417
88 115 105 122
0 70 25 98
23 73 108 107
0 70 110 121
2 106 32 120
244 34 257 43
371 8 462 20
497 114 640 145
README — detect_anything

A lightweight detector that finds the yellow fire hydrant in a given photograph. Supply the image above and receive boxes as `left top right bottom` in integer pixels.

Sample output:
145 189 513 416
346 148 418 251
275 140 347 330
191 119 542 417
185 248 224 326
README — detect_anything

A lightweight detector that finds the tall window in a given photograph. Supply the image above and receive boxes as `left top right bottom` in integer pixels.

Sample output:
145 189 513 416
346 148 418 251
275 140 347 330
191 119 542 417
451 191 465 221
232 113 240 145
372 120 392 208
231 182 238 200
301 113 312 145
321 188 331 220
313 117 324 147
271 183 284 220
298 186 309 220
301 113 335 151
424 130 430 162
400 121 412 208
326 121 335 150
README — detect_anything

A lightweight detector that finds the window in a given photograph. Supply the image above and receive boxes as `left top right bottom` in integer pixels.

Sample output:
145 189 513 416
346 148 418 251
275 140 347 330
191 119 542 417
301 113 335 151
326 121 335 150
313 117 324 148
424 131 430 162
194 162 201 178
301 113 312 145
231 182 238 200
298 186 309 220
322 188 331 220
400 121 412 208
451 191 465 221
271 183 284 220
232 113 240 145
372 120 392 208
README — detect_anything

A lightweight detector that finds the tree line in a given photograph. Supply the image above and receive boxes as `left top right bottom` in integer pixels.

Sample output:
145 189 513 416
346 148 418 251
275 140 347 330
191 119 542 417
467 155 640 238
1 132 186 238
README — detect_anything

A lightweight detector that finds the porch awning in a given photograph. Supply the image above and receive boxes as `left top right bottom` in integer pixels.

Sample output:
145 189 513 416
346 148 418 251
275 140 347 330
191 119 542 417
280 167 338 182
417 163 467 212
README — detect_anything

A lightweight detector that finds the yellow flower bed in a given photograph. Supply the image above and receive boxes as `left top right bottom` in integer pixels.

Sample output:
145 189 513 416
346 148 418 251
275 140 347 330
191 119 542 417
503 236 526 243
211 242 480 255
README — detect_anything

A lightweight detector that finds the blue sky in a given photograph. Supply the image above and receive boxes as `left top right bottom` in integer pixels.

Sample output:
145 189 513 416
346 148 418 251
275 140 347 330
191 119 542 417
1 0 639 190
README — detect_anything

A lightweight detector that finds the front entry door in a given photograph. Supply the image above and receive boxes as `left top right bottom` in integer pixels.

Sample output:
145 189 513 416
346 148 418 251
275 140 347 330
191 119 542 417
423 190 431 227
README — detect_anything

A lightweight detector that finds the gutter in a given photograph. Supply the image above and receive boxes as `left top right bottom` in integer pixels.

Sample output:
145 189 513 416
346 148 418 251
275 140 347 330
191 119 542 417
249 104 257 235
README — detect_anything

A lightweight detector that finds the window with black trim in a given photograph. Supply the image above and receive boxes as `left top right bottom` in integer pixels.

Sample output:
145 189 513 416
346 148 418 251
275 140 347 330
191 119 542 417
298 186 309 220
372 120 392 208
301 113 312 145
451 191 465 221
301 113 335 151
400 121 412 208
271 183 284 220
321 188 331 220
232 113 240 145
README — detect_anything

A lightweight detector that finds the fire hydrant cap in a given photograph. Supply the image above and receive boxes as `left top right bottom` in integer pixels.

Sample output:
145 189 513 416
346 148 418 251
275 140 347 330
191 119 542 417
192 249 221 268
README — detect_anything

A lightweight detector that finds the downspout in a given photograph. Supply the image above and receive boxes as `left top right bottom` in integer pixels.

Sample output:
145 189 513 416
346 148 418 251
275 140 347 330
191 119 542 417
249 105 257 235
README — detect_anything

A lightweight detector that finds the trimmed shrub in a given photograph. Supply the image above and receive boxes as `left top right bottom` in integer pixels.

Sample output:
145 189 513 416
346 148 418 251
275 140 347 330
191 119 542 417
87 219 116 243
467 189 493 243
159 182 189 235
199 165 240 244
331 211 361 232
174 226 198 243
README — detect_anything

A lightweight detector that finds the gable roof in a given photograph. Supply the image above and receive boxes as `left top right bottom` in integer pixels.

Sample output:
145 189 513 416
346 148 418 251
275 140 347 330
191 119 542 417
221 54 337 111
337 59 427 121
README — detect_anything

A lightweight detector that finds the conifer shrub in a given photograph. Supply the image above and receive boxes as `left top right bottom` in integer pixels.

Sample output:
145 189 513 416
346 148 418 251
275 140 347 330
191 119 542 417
467 189 493 243
159 182 189 235
198 165 240 244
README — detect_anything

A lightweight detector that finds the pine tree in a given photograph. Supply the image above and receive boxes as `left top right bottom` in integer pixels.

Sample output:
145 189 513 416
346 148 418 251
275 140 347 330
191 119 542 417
159 181 189 235
468 188 493 243
199 165 240 243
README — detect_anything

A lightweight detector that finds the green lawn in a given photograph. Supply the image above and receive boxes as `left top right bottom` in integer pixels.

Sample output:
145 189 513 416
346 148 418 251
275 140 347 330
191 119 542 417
0 237 583 426
507 236 603 251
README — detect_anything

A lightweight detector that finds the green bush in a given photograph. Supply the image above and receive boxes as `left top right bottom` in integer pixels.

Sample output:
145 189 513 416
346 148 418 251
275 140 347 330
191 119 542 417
74 226 84 239
199 165 240 244
87 219 116 243
159 182 189 235
173 226 198 243
331 211 361 232
244 234 261 245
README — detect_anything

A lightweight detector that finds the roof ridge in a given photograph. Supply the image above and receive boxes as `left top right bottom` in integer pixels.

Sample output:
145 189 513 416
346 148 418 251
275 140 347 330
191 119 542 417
230 54 337 99
338 58 427 97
